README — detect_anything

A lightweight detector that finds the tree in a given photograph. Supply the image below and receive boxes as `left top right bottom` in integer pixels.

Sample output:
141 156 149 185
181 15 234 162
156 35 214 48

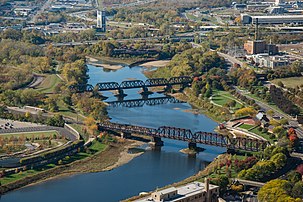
84 116 98 136
287 170 302 184
235 107 256 117
292 181 303 199
270 153 287 169
258 179 298 202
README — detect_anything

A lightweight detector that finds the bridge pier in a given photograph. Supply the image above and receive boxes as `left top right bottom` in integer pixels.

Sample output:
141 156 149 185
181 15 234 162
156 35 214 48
188 142 197 150
120 132 131 139
139 87 153 96
164 85 172 93
115 89 127 98
150 137 164 147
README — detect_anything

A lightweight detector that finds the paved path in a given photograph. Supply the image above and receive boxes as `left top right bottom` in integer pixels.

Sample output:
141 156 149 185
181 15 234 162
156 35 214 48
233 178 265 188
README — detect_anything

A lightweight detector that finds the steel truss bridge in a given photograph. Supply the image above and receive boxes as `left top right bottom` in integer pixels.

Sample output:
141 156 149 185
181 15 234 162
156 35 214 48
107 96 184 108
99 122 270 152
69 76 193 93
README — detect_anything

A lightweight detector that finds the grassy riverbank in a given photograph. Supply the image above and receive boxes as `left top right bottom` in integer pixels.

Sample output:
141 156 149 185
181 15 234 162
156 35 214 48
171 91 231 123
0 139 144 194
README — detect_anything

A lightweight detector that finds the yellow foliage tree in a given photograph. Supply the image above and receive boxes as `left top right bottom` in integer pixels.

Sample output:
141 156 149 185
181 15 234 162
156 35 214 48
84 116 98 136
235 107 256 117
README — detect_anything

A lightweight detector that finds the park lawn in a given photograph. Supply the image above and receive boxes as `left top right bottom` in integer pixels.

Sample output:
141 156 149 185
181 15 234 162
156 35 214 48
212 90 243 109
238 124 254 130
0 131 59 139
0 141 107 185
56 100 84 122
250 127 276 143
0 164 56 185
36 74 61 94
272 76 303 88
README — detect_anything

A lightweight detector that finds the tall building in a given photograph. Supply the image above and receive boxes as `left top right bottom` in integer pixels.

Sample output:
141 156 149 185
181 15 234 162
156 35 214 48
97 10 106 32
275 0 284 6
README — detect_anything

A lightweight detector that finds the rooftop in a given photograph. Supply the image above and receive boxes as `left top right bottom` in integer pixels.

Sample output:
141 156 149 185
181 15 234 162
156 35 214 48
135 181 219 202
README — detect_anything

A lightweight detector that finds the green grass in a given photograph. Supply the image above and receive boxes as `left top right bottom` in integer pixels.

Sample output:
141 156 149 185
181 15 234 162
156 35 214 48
250 127 276 143
238 124 254 130
272 77 303 88
0 164 56 185
0 131 59 139
89 141 107 152
56 100 85 122
0 141 107 185
36 74 61 94
69 124 88 141
211 90 244 109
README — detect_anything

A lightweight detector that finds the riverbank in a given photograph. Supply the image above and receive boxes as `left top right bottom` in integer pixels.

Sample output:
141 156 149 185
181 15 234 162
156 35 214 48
86 55 147 66
124 153 229 201
0 139 145 195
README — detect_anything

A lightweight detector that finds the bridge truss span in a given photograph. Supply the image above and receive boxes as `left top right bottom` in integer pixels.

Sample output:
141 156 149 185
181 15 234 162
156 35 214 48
69 76 193 93
98 122 270 152
145 78 169 87
107 96 185 108
96 82 120 91
120 80 145 89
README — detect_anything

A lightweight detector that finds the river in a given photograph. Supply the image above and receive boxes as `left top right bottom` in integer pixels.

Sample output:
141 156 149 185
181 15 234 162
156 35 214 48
0 64 225 202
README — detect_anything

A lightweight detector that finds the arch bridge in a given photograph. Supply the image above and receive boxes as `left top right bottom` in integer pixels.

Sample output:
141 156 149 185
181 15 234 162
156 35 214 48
98 122 269 152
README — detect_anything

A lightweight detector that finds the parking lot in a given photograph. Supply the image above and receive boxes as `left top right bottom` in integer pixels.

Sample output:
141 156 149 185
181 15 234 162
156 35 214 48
0 119 44 130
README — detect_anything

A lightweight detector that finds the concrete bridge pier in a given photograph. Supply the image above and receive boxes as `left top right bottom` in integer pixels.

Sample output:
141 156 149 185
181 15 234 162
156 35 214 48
120 132 131 139
139 87 153 96
164 85 172 93
150 137 164 147
188 142 197 150
115 89 127 98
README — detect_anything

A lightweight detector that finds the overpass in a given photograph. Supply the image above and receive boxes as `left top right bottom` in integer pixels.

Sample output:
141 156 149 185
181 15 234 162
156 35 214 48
69 76 193 94
98 122 270 151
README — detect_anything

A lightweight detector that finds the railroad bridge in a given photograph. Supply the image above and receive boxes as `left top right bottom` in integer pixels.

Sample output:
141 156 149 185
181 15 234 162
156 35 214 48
98 122 269 152
69 76 193 95
107 96 184 108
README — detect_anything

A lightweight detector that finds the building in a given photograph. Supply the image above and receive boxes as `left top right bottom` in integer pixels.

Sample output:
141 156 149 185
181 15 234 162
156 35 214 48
135 180 219 202
14 7 33 16
244 40 266 55
233 3 247 10
96 10 106 32
248 54 290 69
256 111 270 127
266 6 285 14
275 0 284 6
244 40 279 55
242 14 303 24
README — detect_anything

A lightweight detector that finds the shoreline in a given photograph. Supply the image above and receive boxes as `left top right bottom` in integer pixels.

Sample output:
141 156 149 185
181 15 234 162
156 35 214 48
123 153 228 201
0 139 145 195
